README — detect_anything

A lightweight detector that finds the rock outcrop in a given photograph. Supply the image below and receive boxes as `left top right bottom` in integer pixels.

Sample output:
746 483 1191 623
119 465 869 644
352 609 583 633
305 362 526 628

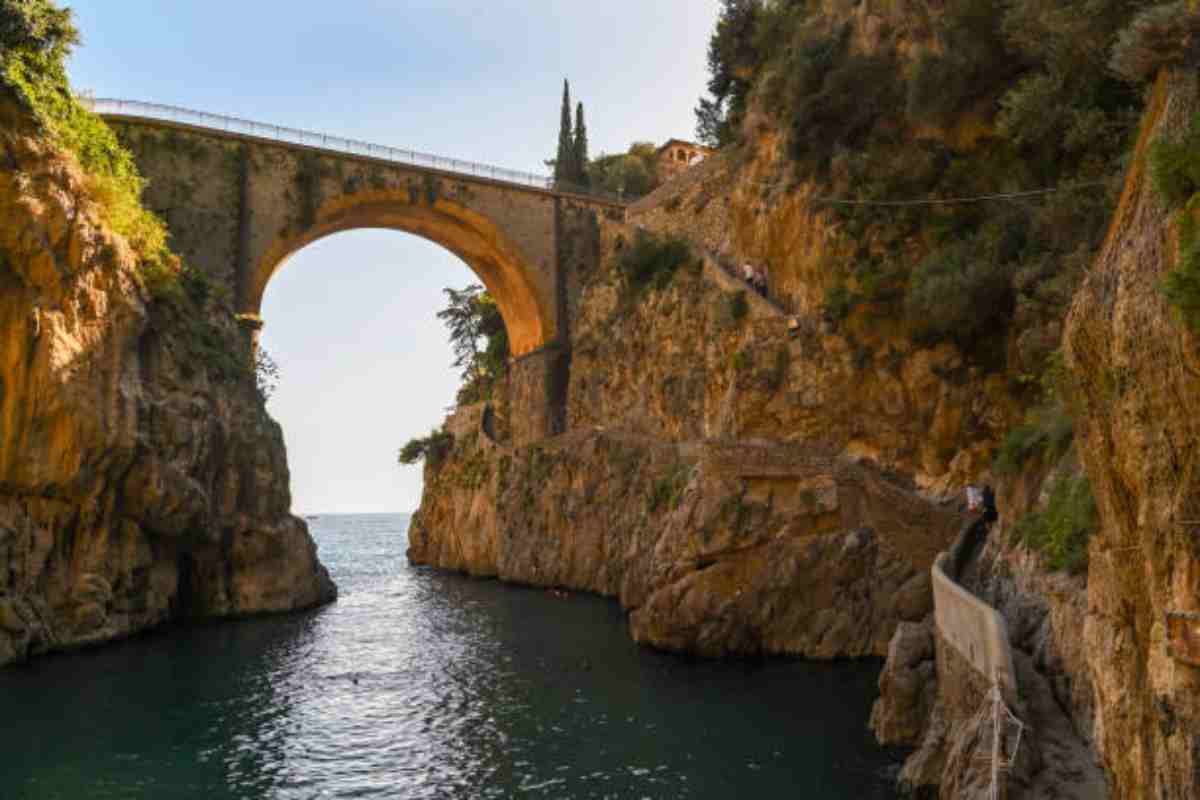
411 420 960 659
1062 67 1200 800
411 9 1200 798
0 98 335 667
874 65 1200 800
410 214 979 660
871 492 1108 799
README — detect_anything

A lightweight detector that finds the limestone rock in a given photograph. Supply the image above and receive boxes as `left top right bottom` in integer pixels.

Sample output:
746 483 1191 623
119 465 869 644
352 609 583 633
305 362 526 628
412 420 963 660
407 20 1200 800
1061 68 1200 799
0 100 334 667
870 621 936 746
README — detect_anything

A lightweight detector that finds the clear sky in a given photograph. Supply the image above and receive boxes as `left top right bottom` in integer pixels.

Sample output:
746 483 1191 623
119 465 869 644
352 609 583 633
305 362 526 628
66 1 721 513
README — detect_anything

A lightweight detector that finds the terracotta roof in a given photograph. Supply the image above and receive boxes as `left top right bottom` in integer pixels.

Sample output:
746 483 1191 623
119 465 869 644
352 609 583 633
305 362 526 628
656 138 715 155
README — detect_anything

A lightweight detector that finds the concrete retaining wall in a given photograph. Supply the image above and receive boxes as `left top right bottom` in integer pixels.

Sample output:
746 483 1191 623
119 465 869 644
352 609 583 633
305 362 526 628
932 553 1019 706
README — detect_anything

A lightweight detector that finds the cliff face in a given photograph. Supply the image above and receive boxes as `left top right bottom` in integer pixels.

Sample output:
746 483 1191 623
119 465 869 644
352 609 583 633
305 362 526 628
412 423 964 660
410 215 979 659
410 5 1200 796
408 3 1025 671
620 165 1023 494
871 452 1108 799
869 67 1200 800
1062 69 1200 800
0 101 335 666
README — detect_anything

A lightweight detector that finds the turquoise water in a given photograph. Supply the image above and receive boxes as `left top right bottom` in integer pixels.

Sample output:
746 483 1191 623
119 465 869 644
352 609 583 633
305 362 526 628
0 513 902 798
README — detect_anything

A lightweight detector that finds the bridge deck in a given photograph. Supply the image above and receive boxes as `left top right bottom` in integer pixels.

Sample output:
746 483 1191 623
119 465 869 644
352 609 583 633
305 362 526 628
89 97 628 209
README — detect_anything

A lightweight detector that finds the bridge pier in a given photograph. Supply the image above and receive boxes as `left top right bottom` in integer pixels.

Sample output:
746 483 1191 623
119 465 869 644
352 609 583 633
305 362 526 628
509 343 569 447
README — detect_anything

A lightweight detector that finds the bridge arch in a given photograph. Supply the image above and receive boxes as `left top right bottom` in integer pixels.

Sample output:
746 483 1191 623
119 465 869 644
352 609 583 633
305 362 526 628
248 189 552 357
103 103 616 443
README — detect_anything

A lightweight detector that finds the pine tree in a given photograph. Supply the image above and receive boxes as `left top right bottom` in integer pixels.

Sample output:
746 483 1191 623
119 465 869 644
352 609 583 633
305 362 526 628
554 79 574 186
572 101 590 187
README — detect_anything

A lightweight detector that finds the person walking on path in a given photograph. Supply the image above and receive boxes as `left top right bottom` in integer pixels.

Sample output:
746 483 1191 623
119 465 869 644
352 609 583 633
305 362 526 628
952 484 999 579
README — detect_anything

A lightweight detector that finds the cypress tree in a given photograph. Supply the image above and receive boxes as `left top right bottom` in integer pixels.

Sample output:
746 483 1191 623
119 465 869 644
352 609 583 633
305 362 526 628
554 79 574 185
572 101 590 187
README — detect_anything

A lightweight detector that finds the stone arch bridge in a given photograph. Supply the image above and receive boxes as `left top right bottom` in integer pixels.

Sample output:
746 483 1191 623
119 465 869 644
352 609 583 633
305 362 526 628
96 100 624 444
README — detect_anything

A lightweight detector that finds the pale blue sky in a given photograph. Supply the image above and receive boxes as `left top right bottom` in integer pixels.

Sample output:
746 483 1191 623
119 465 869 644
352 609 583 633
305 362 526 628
66 1 720 513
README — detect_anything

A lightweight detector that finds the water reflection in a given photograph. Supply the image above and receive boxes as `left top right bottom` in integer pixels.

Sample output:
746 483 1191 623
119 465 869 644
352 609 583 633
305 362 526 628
0 515 902 799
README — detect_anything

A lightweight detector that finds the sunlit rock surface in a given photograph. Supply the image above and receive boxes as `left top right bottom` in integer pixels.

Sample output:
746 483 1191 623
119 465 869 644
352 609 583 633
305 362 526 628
0 99 334 667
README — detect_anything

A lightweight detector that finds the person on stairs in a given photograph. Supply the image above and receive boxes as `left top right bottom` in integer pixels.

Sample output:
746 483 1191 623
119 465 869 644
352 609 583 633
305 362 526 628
981 484 998 524
951 483 999 580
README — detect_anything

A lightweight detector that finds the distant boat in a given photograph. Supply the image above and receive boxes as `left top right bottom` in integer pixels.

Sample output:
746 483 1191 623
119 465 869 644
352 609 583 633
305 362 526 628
305 515 320 521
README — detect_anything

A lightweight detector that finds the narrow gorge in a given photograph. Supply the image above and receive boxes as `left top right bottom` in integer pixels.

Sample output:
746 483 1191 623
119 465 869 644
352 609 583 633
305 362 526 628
409 3 1200 798
6 1 1200 798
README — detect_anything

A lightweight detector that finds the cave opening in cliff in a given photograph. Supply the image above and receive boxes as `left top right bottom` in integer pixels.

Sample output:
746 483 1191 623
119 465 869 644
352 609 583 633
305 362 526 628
257 229 490 516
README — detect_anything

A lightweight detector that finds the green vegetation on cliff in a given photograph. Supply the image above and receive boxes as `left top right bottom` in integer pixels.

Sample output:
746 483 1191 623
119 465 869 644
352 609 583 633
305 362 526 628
1013 473 1098 574
398 284 509 468
617 230 698 295
437 285 510 406
993 407 1074 475
588 142 660 199
698 0 1159 369
399 427 455 470
1148 101 1200 332
1 0 272 394
0 0 168 266
1110 4 1200 84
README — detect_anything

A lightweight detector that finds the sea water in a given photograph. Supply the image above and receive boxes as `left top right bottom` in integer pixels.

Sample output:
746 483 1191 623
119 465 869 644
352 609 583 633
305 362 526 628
0 513 903 798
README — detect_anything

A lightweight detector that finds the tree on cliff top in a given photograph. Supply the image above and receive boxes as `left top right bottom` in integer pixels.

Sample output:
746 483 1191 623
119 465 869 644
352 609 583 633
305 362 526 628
398 427 454 469
695 0 762 146
572 101 590 187
437 284 510 406
1110 3 1200 84
588 142 659 199
0 0 77 59
553 79 574 186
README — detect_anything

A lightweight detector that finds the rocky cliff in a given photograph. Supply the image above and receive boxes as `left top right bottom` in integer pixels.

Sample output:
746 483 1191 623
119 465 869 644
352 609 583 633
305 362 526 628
871 65 1200 800
1061 66 1200 800
410 211 999 660
413 3 1200 797
0 96 335 667
871 453 1108 799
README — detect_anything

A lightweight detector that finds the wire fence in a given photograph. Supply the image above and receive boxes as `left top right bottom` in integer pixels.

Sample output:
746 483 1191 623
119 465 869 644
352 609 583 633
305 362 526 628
83 97 625 204
814 181 1113 207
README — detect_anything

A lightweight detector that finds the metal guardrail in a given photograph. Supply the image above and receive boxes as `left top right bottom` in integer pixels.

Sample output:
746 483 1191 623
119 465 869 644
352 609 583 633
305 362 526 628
84 97 625 204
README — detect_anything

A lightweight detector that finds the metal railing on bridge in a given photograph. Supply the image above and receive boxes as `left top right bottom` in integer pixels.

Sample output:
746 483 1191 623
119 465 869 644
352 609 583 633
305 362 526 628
84 97 626 204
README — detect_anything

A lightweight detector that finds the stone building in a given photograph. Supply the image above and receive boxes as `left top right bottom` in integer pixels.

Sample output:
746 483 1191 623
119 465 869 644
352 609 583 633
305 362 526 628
655 139 715 183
